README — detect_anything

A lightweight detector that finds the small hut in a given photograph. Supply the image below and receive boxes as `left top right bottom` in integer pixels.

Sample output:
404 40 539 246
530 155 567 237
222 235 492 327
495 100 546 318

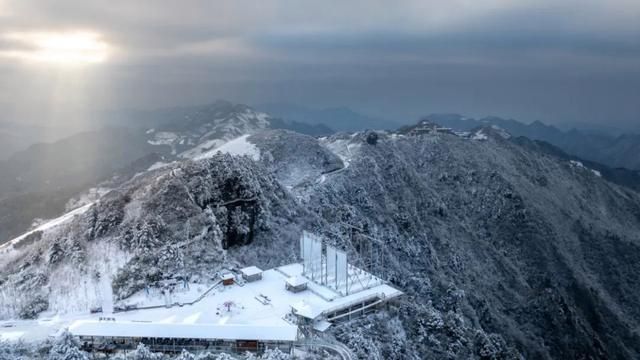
285 276 307 293
221 273 235 286
240 266 263 282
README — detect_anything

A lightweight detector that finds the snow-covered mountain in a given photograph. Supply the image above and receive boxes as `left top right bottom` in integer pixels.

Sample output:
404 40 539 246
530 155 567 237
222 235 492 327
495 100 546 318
425 113 640 171
145 100 272 159
2 121 640 359
0 101 328 245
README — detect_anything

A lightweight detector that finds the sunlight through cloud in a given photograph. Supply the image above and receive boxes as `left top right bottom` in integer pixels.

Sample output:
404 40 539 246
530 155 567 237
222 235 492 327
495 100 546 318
2 31 110 65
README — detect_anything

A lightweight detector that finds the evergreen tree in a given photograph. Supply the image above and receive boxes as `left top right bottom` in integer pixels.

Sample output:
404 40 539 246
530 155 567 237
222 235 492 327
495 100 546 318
174 349 195 360
47 330 88 360
127 343 159 360
259 349 290 360
47 241 64 265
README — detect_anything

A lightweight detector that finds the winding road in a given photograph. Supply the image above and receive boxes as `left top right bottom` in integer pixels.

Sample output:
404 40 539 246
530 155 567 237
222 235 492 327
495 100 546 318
295 338 355 360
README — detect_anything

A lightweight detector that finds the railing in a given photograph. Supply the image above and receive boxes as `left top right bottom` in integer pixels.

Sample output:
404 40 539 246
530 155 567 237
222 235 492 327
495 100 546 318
113 280 222 314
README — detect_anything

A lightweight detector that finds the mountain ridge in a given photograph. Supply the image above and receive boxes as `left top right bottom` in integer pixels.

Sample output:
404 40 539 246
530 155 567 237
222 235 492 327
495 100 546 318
424 113 640 170
2 122 640 358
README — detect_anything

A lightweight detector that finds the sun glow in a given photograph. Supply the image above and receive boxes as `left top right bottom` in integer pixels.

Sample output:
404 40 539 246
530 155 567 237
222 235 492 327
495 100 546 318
3 31 109 65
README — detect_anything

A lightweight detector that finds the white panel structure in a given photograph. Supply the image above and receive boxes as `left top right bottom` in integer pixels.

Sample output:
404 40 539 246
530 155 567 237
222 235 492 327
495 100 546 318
299 235 304 260
302 231 324 281
326 245 337 288
310 236 323 282
336 250 348 294
301 232 313 276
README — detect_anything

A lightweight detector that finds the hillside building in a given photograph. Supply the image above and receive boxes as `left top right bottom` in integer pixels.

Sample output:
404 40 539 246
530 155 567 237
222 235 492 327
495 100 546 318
69 231 403 356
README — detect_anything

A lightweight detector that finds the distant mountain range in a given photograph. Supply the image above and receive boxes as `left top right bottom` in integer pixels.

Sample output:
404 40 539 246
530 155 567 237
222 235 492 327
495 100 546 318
0 120 84 161
255 103 399 132
424 114 640 170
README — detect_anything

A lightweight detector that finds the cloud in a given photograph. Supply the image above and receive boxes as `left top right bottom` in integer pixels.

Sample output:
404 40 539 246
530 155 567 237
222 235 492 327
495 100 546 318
0 0 638 127
0 31 110 65
2 0 638 65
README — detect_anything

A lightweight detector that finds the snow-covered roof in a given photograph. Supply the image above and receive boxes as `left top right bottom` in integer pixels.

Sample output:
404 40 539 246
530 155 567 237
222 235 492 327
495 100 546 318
285 276 307 287
69 320 298 342
2 261 403 344
240 266 262 277
291 300 323 319
313 320 332 332
221 273 235 280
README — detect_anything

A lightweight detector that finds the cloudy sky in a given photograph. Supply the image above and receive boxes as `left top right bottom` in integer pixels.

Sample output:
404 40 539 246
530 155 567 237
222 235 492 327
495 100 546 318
0 0 638 129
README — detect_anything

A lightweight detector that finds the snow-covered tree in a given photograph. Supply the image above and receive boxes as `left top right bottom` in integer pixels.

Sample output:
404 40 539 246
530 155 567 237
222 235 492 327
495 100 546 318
47 241 64 266
214 353 235 360
18 294 48 319
127 343 159 360
259 348 290 360
193 353 235 360
68 238 86 266
174 349 195 360
47 330 88 360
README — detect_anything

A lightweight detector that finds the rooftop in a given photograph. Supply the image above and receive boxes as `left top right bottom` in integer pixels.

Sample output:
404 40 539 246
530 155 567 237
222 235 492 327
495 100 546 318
70 320 298 342
67 262 402 342
221 273 235 280
285 276 308 287
240 266 263 277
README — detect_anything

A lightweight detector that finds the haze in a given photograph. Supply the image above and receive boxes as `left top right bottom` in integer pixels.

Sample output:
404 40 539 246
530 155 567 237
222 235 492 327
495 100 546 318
0 0 639 130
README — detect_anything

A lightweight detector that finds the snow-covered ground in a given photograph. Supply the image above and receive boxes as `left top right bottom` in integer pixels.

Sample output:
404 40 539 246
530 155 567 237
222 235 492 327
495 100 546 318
196 134 261 161
180 138 226 159
322 138 360 171
471 130 489 141
0 203 93 259
570 160 602 177
0 262 402 344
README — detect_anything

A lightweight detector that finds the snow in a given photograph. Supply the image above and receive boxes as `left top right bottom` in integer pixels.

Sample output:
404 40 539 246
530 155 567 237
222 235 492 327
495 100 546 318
195 134 260 161
490 125 511 139
148 161 172 171
45 241 132 315
148 131 180 155
471 130 488 141
322 138 360 170
0 203 93 256
148 131 178 146
179 138 226 159
312 320 332 332
0 262 402 344
285 276 308 287
570 160 585 168
240 266 263 277
182 312 202 324
291 301 323 319
69 320 298 342
0 331 24 341
570 160 602 177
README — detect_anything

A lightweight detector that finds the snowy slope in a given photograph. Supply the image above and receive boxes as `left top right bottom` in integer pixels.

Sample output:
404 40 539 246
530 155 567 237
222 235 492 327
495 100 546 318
2 120 640 359
0 203 92 259
195 134 260 161
146 101 271 160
